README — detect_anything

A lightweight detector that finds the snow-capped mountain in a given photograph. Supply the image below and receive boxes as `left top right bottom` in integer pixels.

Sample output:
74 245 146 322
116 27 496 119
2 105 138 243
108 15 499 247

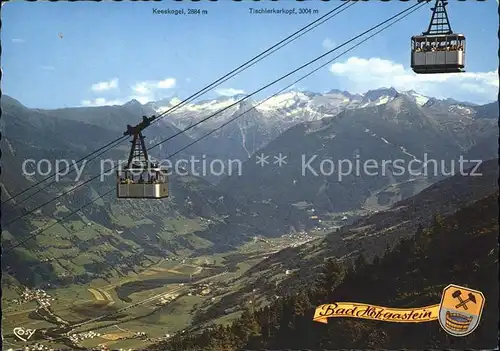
147 87 433 132
119 87 497 184
216 91 498 214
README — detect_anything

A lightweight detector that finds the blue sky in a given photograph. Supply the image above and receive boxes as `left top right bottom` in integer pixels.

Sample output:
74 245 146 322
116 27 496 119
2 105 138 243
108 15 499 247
2 0 498 108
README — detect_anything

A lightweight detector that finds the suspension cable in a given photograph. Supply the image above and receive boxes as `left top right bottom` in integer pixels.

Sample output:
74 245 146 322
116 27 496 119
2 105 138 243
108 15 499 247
2 0 354 206
3 1 427 253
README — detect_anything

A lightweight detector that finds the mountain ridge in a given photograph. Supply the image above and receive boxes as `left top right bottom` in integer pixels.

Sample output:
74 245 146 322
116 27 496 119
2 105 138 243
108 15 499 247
158 186 499 350
1 87 497 286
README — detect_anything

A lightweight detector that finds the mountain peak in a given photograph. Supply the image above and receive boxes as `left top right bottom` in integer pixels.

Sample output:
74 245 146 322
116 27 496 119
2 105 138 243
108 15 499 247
326 89 343 95
369 87 399 95
361 87 399 104
211 94 246 102
1 95 25 108
325 89 361 99
124 99 142 106
300 90 320 98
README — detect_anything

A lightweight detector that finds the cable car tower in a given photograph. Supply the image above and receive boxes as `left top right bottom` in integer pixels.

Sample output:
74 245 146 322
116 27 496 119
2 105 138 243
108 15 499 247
411 0 465 74
116 116 169 199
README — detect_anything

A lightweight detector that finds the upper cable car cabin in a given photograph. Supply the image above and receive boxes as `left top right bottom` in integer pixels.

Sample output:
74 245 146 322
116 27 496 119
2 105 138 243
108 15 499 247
116 116 169 199
411 0 465 74
411 34 465 74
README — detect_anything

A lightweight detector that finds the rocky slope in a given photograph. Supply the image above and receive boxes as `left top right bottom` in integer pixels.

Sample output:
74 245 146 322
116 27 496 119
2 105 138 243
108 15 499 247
216 93 497 213
0 96 312 287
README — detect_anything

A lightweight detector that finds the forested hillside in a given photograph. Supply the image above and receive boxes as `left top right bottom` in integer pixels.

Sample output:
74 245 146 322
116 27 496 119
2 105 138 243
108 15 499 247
157 190 499 350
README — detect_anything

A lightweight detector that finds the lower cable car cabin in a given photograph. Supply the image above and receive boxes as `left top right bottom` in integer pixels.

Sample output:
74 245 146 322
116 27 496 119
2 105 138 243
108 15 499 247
411 34 465 74
117 166 168 199
117 115 169 199
411 0 465 74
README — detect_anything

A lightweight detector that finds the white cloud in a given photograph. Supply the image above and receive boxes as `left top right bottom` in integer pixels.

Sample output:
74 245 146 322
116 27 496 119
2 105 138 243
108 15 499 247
132 82 150 95
131 78 176 95
91 78 119 92
329 56 498 104
322 38 336 50
12 38 25 43
81 77 177 106
130 78 176 103
285 84 306 92
81 98 124 107
130 78 176 104
40 65 55 71
157 78 176 89
216 88 245 96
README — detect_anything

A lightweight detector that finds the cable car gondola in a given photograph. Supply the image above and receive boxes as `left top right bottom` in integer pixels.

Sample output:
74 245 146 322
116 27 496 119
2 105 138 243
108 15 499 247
411 0 465 74
116 115 169 199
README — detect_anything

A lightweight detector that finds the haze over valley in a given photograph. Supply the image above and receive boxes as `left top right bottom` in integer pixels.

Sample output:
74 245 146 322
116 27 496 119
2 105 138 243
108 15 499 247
2 1 498 349
1 86 498 350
